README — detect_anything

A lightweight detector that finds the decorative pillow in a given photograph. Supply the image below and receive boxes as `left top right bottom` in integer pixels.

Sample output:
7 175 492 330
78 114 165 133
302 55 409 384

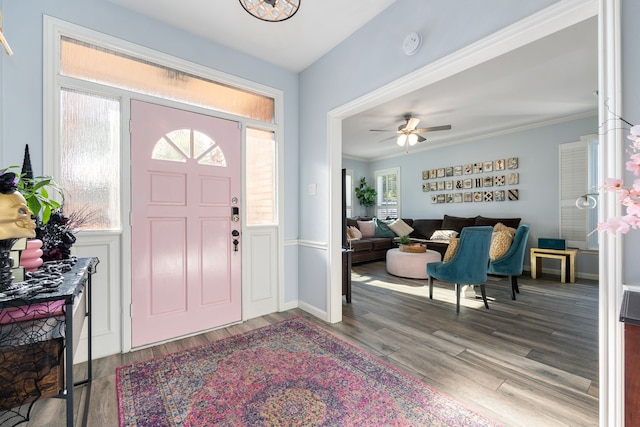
430 229 458 240
489 230 514 260
373 218 397 238
443 237 459 262
388 218 414 237
357 220 376 238
494 223 516 236
348 226 362 239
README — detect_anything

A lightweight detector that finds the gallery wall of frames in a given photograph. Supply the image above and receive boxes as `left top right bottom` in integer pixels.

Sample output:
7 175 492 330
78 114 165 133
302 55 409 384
422 157 519 204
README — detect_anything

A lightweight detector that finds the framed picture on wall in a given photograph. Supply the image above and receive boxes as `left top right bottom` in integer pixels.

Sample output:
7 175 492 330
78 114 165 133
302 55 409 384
445 167 454 177
422 183 430 192
473 192 483 202
454 165 463 176
464 164 473 174
494 190 506 201
422 170 430 180
483 176 494 187
508 189 519 200
453 193 463 203
474 178 483 188
495 175 505 186
455 180 464 189
463 178 473 189
431 195 438 204
437 168 445 178
473 163 483 174
483 161 493 173
445 180 454 190
430 182 437 191
508 173 519 185
464 192 473 202
430 169 437 179
495 159 506 170
508 157 519 169
484 191 494 202
437 181 445 191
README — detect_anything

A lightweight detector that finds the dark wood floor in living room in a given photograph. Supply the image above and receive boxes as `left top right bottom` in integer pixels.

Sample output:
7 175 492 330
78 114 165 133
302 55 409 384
23 260 598 427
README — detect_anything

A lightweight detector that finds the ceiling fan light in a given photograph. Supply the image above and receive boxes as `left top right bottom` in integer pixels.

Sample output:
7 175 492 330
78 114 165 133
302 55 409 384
408 134 419 146
397 134 407 146
239 0 301 22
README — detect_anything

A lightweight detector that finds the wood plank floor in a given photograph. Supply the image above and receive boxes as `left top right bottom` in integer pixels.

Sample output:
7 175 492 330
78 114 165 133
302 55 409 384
22 260 598 426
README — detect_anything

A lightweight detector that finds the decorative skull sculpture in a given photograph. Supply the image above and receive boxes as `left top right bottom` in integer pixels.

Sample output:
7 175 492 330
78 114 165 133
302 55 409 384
0 172 36 240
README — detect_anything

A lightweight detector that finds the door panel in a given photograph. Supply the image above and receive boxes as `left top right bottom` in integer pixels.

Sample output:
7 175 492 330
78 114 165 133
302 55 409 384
130 100 242 348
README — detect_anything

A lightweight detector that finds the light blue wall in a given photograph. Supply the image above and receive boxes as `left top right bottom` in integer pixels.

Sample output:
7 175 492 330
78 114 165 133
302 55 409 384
299 0 559 309
0 0 300 304
365 116 598 277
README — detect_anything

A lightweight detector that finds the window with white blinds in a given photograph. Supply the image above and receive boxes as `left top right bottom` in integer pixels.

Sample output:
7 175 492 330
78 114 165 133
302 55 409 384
345 169 353 218
559 135 598 249
375 167 400 219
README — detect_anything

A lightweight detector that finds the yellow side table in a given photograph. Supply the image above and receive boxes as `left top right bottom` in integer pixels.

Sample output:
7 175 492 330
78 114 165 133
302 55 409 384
530 247 578 283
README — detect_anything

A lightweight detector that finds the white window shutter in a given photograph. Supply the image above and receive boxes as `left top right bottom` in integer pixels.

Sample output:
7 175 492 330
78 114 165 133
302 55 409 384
559 140 589 249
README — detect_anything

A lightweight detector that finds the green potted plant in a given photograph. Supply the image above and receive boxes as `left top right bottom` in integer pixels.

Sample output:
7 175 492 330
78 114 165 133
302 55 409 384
354 177 376 208
396 234 426 253
0 166 63 225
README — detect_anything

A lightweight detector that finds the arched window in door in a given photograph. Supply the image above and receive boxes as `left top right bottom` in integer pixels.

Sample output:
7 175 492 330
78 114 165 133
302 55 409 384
151 129 227 167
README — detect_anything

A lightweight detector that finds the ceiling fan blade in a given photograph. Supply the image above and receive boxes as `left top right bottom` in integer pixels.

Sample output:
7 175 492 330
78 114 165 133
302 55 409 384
369 129 397 132
413 125 452 133
405 117 420 131
417 135 426 143
378 135 397 143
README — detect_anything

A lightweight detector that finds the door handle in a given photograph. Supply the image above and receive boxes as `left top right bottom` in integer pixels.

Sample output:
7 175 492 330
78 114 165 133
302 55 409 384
231 206 239 222
232 230 240 252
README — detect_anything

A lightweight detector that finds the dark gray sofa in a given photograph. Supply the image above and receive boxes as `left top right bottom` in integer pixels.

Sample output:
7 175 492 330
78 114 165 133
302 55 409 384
346 215 521 264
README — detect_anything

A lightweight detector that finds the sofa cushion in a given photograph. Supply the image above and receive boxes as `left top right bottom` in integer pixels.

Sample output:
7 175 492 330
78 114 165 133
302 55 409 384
441 215 478 233
349 239 373 252
357 220 376 238
388 218 414 236
475 216 521 229
410 219 443 240
369 238 393 250
374 218 397 238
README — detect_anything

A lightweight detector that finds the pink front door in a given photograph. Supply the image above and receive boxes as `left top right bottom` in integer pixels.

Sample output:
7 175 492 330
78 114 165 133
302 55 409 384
130 100 242 348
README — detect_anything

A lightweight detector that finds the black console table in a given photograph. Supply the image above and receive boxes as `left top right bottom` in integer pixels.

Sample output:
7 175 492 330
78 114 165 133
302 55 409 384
0 257 99 427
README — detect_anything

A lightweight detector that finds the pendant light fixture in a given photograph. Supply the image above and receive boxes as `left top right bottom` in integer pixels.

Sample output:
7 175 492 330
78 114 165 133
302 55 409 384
239 0 301 22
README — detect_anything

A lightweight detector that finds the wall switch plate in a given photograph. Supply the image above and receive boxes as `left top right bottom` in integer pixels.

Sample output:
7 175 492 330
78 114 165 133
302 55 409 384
308 183 317 196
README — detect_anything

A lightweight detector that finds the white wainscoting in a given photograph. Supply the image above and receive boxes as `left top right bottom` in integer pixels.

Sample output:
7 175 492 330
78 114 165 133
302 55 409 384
72 233 122 363
243 226 279 320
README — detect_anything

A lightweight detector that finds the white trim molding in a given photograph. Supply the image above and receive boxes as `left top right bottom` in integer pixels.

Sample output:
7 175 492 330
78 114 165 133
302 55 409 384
598 0 624 425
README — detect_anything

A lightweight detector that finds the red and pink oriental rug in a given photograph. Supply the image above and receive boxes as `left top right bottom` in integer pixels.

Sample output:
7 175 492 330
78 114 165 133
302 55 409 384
116 316 500 426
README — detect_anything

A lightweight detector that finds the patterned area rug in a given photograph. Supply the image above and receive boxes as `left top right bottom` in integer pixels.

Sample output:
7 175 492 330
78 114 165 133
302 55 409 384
117 316 500 426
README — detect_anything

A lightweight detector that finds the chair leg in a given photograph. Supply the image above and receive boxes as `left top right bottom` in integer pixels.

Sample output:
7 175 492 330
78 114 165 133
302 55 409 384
428 276 434 300
455 283 461 313
479 284 489 309
510 275 519 300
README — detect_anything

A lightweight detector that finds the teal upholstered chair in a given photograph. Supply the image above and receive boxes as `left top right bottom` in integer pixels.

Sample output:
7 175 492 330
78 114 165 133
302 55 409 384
487 224 530 300
426 226 493 313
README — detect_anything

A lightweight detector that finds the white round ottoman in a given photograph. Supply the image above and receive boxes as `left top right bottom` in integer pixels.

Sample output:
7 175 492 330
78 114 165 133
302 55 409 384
386 248 442 279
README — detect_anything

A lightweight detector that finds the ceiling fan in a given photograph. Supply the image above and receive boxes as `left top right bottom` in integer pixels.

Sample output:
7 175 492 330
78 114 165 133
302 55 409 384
370 115 451 150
